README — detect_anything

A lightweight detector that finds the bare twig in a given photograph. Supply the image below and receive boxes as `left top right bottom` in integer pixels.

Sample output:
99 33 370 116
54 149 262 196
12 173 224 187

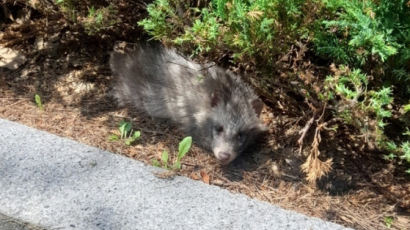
297 117 314 155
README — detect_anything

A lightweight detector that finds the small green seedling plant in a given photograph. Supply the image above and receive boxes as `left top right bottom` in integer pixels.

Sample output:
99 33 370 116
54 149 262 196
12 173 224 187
34 94 43 110
384 216 394 228
153 136 192 170
109 120 141 146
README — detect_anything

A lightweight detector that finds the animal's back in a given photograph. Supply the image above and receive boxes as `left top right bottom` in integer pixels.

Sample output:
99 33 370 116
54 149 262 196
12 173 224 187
110 44 208 121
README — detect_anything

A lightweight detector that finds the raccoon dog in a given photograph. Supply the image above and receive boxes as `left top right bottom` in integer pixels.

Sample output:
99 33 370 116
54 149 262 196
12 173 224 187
110 43 267 164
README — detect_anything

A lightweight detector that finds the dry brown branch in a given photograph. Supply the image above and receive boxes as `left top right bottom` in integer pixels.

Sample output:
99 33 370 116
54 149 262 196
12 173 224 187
299 103 332 183
301 121 333 183
297 116 314 155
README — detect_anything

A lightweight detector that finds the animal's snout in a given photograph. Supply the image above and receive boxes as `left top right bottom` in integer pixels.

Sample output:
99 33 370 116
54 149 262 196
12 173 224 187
216 152 232 164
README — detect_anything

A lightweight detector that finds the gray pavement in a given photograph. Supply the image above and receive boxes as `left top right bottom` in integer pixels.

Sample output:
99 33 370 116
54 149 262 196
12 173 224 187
0 119 351 230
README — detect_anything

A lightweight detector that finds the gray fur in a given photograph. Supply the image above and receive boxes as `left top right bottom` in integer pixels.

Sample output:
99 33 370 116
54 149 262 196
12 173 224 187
110 44 267 164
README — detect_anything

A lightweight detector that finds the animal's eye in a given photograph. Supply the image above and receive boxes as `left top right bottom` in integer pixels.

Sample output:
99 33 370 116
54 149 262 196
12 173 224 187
237 132 245 142
215 125 224 134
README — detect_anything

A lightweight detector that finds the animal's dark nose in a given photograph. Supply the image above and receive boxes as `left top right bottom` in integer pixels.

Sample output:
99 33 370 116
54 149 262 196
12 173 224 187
218 152 230 162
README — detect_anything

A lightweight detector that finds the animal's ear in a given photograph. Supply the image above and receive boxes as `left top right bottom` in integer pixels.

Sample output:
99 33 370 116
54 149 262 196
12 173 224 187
211 91 220 107
251 98 264 116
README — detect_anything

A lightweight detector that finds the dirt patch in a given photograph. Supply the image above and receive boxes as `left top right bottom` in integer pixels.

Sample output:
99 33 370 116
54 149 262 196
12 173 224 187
0 2 409 230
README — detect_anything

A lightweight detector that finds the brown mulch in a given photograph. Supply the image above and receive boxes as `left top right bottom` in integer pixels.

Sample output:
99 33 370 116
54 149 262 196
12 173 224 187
1 1 409 230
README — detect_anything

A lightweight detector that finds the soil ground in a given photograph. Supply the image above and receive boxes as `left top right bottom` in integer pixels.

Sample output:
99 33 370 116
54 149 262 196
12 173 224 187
0 1 409 229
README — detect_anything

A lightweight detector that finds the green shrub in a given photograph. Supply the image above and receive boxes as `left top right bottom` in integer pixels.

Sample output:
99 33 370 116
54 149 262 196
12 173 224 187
55 0 119 35
314 0 410 95
323 66 392 141
83 5 118 34
139 0 315 63
323 65 410 167
55 0 79 22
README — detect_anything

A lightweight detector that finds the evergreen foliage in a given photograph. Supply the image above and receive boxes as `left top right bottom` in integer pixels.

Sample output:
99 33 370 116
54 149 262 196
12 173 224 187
139 0 410 171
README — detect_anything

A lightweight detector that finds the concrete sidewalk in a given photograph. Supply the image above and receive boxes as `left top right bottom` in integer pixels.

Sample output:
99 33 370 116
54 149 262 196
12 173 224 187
0 119 351 230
